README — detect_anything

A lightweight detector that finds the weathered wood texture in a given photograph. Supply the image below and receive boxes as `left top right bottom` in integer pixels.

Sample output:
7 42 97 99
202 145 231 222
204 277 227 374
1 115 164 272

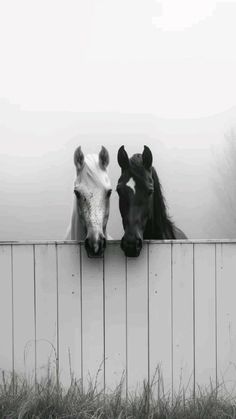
0 241 236 396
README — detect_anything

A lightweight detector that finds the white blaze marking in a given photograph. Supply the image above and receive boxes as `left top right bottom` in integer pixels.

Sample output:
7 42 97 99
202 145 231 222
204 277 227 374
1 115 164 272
126 177 136 193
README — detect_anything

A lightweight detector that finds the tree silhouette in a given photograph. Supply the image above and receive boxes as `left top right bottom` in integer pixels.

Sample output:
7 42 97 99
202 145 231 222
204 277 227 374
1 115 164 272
214 130 236 236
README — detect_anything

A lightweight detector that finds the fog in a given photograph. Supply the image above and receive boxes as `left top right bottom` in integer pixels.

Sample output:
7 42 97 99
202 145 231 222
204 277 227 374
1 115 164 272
0 1 236 240
0 103 235 240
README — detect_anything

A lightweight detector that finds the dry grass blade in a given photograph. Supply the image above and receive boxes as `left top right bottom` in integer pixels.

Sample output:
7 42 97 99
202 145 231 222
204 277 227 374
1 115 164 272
0 371 236 418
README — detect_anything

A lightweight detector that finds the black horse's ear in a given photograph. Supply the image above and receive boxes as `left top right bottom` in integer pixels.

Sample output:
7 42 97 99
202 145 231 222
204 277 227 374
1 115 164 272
99 146 109 170
142 145 153 170
74 146 85 172
117 145 129 171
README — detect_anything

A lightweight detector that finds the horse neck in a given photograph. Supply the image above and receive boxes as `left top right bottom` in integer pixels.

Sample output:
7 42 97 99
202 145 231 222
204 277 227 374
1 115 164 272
70 198 86 240
144 167 176 240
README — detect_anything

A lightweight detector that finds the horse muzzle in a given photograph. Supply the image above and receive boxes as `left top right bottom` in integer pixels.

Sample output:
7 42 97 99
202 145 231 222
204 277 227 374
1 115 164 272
121 236 143 258
85 235 106 258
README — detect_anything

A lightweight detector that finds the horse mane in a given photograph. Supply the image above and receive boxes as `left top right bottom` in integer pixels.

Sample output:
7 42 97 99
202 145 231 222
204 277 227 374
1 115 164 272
145 167 176 239
128 154 176 239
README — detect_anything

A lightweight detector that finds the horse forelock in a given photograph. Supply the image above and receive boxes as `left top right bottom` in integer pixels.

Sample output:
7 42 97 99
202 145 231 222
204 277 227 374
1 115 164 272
122 153 152 187
75 154 111 189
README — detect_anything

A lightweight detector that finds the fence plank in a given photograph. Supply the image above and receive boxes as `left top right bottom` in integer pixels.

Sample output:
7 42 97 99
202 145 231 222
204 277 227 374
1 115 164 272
81 246 104 390
172 243 194 396
35 244 58 382
104 242 126 392
217 243 236 396
0 245 12 380
126 243 148 393
194 243 216 389
12 245 35 381
1 241 236 395
57 244 81 387
149 243 172 396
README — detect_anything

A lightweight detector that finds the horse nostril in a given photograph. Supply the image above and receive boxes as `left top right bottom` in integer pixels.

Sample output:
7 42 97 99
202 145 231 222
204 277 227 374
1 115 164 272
94 242 100 254
97 236 106 252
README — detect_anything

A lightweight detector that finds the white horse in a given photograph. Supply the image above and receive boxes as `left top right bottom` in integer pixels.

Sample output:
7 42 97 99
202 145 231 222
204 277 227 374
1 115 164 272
66 146 112 257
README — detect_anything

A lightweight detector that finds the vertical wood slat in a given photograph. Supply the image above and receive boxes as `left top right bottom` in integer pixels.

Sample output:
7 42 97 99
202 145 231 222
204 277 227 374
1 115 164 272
81 245 104 390
192 244 195 398
35 244 58 382
104 242 126 392
33 245 37 387
57 244 81 387
194 243 216 389
217 243 236 396
149 243 172 396
215 243 220 391
11 245 14 387
172 243 194 396
0 245 12 381
125 256 128 399
171 243 174 400
126 243 148 393
12 245 35 381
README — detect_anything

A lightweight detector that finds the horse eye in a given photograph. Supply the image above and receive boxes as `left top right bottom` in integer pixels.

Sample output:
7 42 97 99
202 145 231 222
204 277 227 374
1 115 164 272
74 190 81 199
106 189 112 198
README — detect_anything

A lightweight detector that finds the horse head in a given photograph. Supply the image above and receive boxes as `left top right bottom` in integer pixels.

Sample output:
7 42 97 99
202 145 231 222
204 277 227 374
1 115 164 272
73 146 112 257
116 145 154 257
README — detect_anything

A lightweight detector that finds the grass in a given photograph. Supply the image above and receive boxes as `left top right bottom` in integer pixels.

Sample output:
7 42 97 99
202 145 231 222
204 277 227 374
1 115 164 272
1 371 236 418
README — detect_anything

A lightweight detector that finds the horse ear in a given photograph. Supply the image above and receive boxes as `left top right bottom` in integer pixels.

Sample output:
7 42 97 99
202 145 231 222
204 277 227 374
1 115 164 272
117 145 129 171
74 146 85 172
99 146 109 170
142 145 153 170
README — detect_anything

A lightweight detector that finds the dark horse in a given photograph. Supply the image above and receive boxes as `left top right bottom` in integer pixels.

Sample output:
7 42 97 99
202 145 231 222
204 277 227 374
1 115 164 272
117 145 187 257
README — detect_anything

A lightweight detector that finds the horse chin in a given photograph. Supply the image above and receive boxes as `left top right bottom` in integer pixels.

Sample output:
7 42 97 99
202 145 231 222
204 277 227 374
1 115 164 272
121 237 143 258
86 247 104 258
85 236 106 258
124 248 141 258
85 246 105 258
87 252 104 259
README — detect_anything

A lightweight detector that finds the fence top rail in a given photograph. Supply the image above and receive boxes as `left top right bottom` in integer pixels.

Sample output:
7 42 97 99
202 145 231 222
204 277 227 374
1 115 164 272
0 239 236 245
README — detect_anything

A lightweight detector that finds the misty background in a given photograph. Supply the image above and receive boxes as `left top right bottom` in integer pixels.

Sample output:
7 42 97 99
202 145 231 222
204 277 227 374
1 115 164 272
0 1 236 240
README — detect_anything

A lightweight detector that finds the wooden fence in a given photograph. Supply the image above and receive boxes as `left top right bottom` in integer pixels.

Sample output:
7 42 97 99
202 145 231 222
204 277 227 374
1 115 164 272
0 240 236 396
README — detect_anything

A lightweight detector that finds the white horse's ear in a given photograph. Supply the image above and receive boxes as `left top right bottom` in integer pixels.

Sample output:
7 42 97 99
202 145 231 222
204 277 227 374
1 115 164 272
74 146 85 172
99 146 109 170
142 145 153 170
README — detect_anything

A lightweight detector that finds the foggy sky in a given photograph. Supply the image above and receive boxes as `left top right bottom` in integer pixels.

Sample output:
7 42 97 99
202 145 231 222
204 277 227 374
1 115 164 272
0 1 236 240
1 1 236 118
0 104 235 240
